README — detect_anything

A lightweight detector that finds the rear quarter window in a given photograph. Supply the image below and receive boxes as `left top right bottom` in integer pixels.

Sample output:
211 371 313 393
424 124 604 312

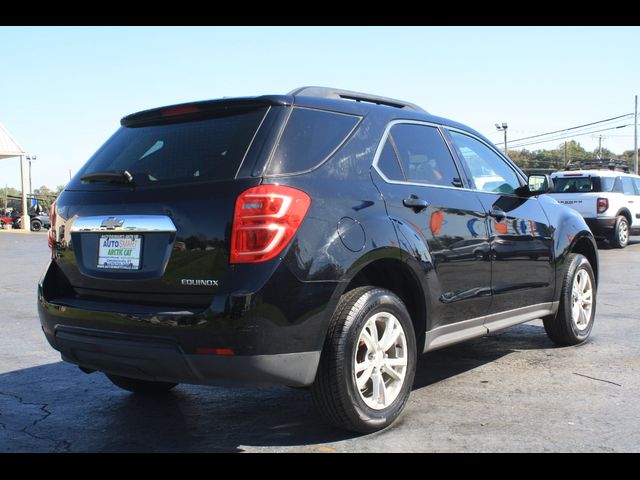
266 107 360 175
599 177 615 192
621 176 636 195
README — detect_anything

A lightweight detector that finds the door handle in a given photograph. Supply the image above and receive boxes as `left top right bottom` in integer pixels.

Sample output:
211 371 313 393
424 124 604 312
488 207 507 222
403 195 429 213
629 200 634 203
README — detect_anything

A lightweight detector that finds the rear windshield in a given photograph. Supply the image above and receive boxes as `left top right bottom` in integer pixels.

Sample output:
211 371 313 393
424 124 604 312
266 107 360 175
72 106 268 187
552 176 612 193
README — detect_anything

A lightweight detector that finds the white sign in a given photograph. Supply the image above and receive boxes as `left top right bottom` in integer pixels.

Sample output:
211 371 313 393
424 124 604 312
97 235 142 270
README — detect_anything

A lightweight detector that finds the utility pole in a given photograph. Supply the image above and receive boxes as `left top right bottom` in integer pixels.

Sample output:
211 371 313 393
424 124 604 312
564 141 568 167
26 154 36 205
597 136 603 159
495 122 508 154
19 155 28 230
504 128 508 154
634 94 638 175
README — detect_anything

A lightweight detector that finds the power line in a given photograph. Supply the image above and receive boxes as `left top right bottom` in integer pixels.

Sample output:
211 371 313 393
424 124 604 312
495 113 633 145
591 134 635 137
510 124 631 149
494 113 634 146
508 124 632 149
514 123 632 146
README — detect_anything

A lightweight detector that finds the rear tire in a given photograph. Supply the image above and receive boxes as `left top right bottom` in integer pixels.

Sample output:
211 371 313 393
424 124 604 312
311 286 417 433
106 374 178 394
543 253 596 345
30 219 42 232
609 215 629 248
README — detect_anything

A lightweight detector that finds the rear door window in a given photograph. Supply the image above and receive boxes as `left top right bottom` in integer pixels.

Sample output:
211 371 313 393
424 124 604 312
386 123 461 187
74 106 268 187
266 107 360 175
633 178 640 195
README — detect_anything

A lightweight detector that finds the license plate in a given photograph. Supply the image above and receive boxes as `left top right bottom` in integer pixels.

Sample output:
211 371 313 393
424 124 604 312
97 234 142 270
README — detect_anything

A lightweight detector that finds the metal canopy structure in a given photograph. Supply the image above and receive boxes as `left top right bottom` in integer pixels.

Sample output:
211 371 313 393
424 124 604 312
0 122 29 230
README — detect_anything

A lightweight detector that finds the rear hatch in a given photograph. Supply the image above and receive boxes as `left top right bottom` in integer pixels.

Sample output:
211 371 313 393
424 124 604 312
548 173 609 218
51 98 288 309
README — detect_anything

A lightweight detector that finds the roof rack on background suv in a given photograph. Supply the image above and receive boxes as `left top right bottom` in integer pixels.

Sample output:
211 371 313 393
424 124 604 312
288 86 428 113
564 158 631 173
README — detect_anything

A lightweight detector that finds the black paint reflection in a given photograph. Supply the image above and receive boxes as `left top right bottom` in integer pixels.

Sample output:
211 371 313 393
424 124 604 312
478 192 555 312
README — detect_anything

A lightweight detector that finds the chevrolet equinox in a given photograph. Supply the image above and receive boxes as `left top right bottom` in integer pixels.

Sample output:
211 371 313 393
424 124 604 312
39 87 599 432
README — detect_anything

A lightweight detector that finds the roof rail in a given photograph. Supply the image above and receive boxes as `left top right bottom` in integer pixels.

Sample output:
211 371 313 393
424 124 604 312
564 158 630 173
288 86 428 113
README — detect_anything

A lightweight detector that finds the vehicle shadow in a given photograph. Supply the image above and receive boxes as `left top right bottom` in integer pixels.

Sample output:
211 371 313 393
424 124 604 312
0 362 347 453
413 322 554 389
596 238 640 250
0 323 554 453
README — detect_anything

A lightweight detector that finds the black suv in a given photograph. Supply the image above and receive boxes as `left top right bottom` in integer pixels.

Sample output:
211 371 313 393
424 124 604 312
39 87 599 433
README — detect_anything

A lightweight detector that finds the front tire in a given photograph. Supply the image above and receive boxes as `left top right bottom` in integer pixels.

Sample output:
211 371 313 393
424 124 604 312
311 286 417 433
106 374 178 394
543 253 596 345
609 215 629 248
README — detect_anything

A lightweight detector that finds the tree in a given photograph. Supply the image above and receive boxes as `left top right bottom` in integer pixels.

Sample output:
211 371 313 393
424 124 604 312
34 185 53 196
2 186 21 209
31 185 59 210
620 149 639 167
562 140 591 165
506 149 531 170
507 140 615 173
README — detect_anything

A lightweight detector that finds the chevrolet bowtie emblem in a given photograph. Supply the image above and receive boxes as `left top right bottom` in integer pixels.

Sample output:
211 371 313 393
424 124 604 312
101 217 125 229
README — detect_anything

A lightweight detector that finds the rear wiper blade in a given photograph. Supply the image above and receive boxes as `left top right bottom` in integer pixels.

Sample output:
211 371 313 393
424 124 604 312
80 170 134 184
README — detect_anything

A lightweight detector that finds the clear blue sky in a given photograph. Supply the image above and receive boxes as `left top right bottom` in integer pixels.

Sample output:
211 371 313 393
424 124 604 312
1 26 638 190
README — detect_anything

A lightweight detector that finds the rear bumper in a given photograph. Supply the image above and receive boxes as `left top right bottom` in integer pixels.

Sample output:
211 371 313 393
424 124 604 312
584 217 616 237
49 325 319 387
38 260 340 387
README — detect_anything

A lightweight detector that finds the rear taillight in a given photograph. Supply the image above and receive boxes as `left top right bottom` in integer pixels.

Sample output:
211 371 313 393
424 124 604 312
230 185 311 264
48 202 56 257
195 347 235 356
597 197 609 214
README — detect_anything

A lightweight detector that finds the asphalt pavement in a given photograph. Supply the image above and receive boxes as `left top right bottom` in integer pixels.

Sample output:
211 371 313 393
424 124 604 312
1 230 638 452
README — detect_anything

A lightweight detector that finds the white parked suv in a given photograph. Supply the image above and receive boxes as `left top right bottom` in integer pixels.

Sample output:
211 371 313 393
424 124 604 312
549 161 640 248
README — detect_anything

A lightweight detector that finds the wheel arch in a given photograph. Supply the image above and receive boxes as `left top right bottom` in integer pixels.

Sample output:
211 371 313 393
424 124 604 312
569 232 599 286
333 253 428 352
615 207 632 225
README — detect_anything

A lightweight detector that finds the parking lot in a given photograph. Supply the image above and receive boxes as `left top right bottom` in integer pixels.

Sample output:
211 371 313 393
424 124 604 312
1 230 639 452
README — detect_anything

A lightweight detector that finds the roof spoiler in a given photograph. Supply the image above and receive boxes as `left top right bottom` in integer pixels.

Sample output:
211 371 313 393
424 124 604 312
121 96 291 127
288 86 427 113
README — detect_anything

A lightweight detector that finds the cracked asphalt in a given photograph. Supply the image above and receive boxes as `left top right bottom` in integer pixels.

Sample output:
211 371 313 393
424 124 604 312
1 230 639 452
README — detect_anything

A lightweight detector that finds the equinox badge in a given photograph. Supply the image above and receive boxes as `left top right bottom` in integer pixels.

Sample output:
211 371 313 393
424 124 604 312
181 279 219 287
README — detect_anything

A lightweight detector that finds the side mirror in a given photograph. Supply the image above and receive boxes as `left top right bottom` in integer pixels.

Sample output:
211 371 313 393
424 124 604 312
527 174 554 196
